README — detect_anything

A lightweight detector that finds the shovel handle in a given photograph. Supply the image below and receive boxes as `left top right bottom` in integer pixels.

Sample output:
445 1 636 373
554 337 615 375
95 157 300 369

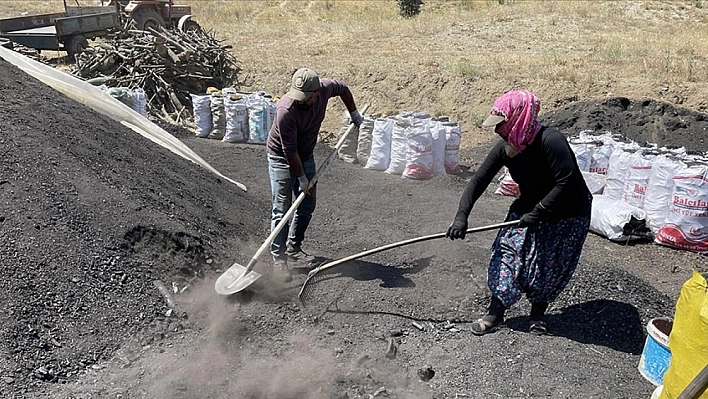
311 104 370 187
238 104 371 276
307 220 520 277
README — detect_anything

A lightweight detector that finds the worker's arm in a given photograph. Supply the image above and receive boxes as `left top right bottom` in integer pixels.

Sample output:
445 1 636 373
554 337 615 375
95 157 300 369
324 79 362 126
286 153 305 181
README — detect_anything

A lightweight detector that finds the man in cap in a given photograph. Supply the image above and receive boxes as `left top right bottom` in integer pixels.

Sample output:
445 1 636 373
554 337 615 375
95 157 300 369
266 67 363 282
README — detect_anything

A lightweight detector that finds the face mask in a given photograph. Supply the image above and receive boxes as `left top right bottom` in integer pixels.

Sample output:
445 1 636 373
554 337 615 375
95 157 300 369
505 143 520 158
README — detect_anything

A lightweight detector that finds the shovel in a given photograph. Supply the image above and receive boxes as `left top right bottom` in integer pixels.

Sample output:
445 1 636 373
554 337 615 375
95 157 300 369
297 220 520 304
215 104 371 295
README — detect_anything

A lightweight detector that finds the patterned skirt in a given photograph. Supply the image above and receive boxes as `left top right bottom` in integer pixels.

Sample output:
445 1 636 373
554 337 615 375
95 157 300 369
488 211 591 308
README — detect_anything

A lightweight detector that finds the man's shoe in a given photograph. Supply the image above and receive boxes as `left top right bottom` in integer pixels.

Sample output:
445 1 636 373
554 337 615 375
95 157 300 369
272 258 292 283
285 247 315 264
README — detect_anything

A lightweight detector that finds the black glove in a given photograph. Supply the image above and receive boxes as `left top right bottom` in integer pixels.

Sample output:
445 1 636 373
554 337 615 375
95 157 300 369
446 214 468 240
517 212 538 228
349 110 363 127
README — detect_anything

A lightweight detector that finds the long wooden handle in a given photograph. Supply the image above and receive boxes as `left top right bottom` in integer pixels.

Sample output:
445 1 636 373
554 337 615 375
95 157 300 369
240 104 371 275
306 220 519 276
678 363 708 399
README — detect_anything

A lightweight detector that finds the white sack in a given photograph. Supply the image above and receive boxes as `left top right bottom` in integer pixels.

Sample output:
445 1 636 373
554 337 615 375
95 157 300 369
589 141 614 175
494 167 519 197
385 116 410 175
605 148 635 199
402 121 434 180
190 93 213 138
582 171 607 195
590 195 651 242
644 154 685 233
356 114 377 166
129 88 148 117
208 93 226 140
337 110 359 164
364 117 394 171
223 95 248 143
430 119 447 176
622 152 655 209
655 163 708 254
246 94 272 144
570 141 593 172
444 122 462 174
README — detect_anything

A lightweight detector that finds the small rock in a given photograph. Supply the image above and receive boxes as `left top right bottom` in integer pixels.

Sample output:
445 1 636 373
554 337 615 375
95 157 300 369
417 365 435 382
3 377 14 384
355 354 370 367
385 338 397 359
372 387 387 397
442 321 456 330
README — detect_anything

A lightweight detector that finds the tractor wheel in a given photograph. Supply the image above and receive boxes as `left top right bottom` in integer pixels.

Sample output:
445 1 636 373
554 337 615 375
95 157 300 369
132 7 165 31
180 19 201 34
65 35 88 61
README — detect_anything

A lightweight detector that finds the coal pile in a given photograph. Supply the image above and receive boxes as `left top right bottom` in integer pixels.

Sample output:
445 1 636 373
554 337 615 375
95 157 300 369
542 96 708 152
0 57 262 395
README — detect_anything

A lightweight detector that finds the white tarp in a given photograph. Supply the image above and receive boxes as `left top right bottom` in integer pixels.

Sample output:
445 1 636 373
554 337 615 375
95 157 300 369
0 45 247 191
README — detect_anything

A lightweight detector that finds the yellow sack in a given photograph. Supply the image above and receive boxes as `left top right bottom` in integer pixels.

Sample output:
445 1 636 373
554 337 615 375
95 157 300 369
660 271 708 399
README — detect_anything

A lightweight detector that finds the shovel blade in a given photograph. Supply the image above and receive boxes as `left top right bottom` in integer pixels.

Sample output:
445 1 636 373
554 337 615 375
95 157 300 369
215 263 261 295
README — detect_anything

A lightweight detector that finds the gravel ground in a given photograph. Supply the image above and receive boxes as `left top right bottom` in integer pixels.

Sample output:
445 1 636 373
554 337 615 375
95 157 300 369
1 57 707 399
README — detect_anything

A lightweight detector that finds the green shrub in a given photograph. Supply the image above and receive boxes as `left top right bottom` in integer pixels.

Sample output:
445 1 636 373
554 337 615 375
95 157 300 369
397 0 423 18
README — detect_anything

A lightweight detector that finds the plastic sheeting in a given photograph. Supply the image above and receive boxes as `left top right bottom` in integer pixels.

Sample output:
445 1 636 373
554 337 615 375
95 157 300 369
660 271 708 399
0 46 247 192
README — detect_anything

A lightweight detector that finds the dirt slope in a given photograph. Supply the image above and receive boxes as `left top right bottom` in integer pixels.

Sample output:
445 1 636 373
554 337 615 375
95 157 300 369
0 57 268 396
2 56 708 399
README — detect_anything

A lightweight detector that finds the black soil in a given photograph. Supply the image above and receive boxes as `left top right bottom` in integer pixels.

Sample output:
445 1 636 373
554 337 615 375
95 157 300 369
1 57 707 398
541 96 708 152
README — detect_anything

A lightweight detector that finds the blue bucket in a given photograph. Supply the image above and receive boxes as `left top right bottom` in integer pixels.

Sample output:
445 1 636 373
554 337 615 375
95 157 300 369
638 317 673 386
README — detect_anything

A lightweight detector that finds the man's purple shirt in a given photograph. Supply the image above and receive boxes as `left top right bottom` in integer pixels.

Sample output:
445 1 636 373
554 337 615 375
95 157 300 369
266 78 351 161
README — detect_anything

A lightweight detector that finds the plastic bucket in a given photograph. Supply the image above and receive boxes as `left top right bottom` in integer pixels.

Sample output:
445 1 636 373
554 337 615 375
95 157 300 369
638 317 673 386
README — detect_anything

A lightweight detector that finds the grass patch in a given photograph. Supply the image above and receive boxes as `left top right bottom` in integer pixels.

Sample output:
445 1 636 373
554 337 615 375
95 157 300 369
456 63 484 81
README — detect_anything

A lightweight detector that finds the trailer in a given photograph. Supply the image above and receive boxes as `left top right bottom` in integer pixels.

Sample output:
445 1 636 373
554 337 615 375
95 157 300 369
0 1 121 60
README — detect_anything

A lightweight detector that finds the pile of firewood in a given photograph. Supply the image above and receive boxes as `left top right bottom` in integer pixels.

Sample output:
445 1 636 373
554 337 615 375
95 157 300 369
73 26 240 125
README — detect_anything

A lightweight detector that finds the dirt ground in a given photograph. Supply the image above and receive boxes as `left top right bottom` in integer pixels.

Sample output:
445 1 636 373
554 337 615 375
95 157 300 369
2 42 708 399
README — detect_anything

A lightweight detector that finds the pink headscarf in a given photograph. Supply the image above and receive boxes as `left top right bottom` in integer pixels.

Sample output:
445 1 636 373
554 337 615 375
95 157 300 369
489 90 542 152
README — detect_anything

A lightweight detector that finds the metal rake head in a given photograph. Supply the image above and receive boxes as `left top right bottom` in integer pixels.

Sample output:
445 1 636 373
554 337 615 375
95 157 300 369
297 267 337 306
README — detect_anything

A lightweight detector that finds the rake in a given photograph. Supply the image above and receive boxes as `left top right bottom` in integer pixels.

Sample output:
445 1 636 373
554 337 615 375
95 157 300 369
214 104 370 295
297 220 520 304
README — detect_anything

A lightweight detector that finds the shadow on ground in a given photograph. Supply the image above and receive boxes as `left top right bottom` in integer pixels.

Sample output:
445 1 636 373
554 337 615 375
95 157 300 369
292 256 433 289
506 299 645 354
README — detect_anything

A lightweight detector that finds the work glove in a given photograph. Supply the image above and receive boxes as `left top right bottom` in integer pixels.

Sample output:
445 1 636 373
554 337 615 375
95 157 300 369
349 110 364 127
517 213 538 228
298 175 311 196
446 214 468 240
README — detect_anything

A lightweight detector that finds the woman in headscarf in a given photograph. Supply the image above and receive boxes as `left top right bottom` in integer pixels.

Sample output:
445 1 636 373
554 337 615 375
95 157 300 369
446 90 592 335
